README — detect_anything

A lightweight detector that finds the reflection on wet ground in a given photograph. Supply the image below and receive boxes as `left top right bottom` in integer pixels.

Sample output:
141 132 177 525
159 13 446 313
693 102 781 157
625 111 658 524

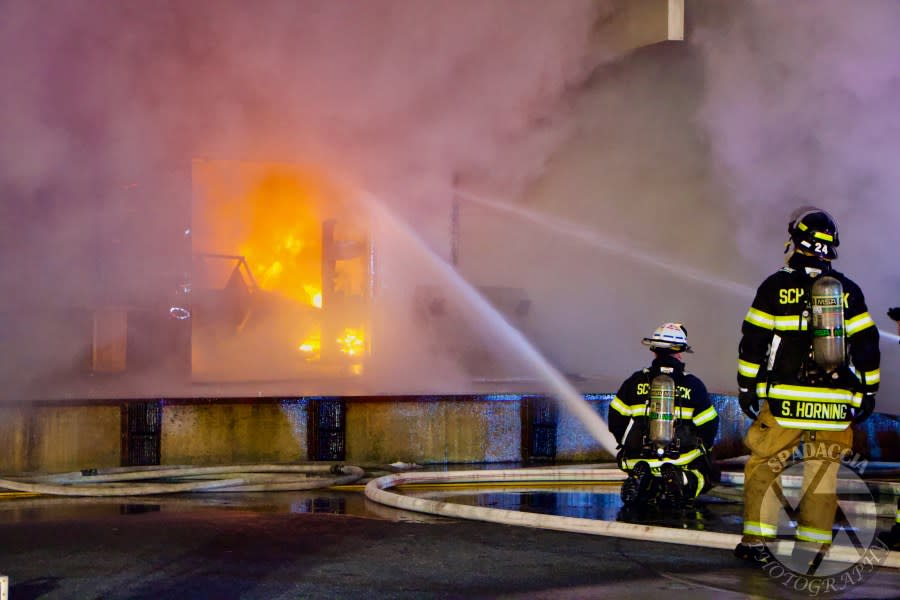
406 486 745 533
2 479 895 536
0 489 453 525
1 478 898 599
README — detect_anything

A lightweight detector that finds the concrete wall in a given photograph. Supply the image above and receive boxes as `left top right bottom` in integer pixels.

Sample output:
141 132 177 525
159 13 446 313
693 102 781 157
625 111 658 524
161 401 308 466
557 398 617 462
1 397 894 474
0 405 119 473
345 399 520 464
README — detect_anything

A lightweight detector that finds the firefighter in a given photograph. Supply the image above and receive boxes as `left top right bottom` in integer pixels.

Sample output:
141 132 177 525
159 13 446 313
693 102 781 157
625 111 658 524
608 322 719 510
734 207 880 566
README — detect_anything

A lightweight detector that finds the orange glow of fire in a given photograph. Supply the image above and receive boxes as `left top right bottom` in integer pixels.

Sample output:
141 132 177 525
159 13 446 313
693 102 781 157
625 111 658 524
303 285 323 309
298 333 321 359
230 168 324 307
193 160 369 366
337 328 365 356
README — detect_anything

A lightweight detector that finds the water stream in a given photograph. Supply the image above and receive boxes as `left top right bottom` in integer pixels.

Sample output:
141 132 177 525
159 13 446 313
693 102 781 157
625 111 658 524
457 190 756 297
360 190 619 455
459 190 900 344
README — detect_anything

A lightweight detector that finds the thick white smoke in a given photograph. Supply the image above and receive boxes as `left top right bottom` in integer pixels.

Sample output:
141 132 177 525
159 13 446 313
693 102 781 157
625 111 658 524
2 1 896 415
0 0 614 400
694 0 900 411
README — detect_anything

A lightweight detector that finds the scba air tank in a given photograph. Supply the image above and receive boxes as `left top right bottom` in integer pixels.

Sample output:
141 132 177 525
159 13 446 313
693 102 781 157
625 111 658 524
810 275 846 371
649 375 675 445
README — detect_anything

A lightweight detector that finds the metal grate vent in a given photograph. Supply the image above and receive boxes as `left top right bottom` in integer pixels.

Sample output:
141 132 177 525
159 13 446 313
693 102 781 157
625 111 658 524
308 398 346 461
121 401 162 466
521 395 558 460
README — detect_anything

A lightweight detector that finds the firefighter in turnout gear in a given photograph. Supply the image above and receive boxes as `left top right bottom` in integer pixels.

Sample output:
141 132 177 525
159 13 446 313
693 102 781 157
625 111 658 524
734 207 881 566
608 323 719 510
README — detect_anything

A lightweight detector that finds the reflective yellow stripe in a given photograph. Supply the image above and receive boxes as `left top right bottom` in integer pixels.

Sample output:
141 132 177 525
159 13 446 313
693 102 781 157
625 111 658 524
610 396 631 416
846 312 875 335
774 417 849 431
677 407 694 419
863 369 880 386
766 385 854 403
622 448 703 471
738 359 760 378
895 508 899 524
745 308 775 329
756 382 768 397
693 406 717 426
743 312 806 331
629 405 648 417
796 526 832 543
743 521 778 538
773 315 805 331
851 392 863 409
689 469 705 498
812 230 833 242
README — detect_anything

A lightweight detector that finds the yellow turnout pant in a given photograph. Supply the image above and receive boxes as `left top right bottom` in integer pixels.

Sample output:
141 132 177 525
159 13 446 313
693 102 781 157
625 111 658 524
741 403 852 545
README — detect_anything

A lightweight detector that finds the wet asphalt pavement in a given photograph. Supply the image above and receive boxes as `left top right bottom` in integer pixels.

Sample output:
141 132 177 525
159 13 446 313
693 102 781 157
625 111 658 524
0 491 897 600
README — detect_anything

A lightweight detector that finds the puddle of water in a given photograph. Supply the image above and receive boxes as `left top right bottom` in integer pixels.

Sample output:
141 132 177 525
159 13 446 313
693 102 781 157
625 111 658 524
406 488 746 534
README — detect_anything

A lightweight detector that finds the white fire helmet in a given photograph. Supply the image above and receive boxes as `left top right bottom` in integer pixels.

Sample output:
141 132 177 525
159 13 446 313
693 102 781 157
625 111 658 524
641 322 692 354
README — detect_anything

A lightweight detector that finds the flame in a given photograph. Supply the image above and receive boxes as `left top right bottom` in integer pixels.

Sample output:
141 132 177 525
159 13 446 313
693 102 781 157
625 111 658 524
192 160 370 368
224 166 324 307
337 328 365 356
303 284 323 309
260 260 284 287
298 333 321 360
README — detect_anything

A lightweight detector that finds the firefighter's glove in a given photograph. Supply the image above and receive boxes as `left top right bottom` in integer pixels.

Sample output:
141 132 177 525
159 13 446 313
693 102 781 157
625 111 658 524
851 394 875 424
887 307 900 321
738 388 759 420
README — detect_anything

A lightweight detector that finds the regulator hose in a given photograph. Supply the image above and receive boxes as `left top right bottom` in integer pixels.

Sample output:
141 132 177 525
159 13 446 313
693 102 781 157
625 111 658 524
0 464 364 496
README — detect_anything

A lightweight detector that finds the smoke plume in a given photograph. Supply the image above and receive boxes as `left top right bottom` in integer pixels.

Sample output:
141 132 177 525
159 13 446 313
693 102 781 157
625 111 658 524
0 0 613 400
694 0 900 410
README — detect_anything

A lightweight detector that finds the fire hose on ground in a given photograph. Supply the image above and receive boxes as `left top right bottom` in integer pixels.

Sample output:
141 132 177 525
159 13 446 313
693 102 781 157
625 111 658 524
363 466 900 570
0 464 365 496
1 462 897 569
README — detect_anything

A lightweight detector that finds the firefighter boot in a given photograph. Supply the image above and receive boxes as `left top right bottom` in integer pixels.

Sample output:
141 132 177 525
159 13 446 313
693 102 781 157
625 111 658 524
620 461 653 507
734 541 774 566
659 463 685 510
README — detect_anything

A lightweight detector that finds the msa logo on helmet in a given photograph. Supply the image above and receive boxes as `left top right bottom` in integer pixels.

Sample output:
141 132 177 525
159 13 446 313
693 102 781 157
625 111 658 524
641 322 692 353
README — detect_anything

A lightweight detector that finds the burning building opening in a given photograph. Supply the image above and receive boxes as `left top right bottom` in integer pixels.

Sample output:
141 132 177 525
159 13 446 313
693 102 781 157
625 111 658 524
190 159 372 384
